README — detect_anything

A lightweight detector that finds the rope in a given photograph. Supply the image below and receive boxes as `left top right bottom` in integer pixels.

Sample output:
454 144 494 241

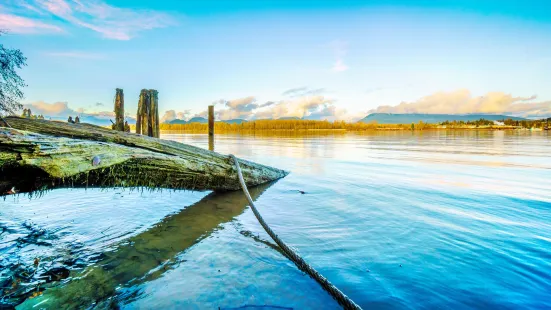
229 154 362 310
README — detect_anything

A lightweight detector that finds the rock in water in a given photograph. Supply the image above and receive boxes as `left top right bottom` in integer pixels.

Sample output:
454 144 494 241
92 156 101 166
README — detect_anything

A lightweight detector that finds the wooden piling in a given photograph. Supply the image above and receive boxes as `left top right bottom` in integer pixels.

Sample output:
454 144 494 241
114 88 124 131
208 135 214 151
136 90 145 135
149 89 160 138
208 105 214 137
136 89 159 138
137 89 150 136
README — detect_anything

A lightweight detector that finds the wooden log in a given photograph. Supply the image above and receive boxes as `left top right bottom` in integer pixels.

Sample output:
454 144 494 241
114 88 124 131
208 105 214 137
0 117 288 196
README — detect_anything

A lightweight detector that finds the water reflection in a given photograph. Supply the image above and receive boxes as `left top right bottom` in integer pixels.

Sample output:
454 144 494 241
209 134 215 151
20 182 276 309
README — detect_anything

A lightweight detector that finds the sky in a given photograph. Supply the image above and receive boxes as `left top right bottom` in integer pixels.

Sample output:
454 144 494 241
1 0 551 121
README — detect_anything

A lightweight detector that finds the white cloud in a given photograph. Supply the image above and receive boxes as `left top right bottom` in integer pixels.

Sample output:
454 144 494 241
2 0 177 40
160 110 177 123
281 87 326 97
253 96 341 120
161 109 191 123
22 101 76 116
202 94 346 121
329 40 349 72
332 59 349 72
0 13 63 34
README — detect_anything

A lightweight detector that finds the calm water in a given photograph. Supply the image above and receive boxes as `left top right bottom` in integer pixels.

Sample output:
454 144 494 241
2 130 551 309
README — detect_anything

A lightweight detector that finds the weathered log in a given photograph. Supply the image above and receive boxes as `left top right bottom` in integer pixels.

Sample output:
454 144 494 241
0 117 288 196
114 88 124 131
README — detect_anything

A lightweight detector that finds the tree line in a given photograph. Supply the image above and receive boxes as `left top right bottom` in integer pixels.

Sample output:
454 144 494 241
160 117 549 132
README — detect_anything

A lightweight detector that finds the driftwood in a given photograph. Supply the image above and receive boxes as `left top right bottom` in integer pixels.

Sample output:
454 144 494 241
0 117 287 196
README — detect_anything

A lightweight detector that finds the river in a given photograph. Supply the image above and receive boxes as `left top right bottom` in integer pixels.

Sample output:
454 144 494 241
2 130 550 309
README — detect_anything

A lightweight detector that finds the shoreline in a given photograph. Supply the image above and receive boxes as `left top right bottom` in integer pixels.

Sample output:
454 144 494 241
159 127 546 133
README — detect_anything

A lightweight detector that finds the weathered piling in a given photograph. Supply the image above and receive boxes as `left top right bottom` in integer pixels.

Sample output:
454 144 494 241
136 90 145 135
136 89 150 135
208 135 214 151
114 88 124 131
208 105 214 137
149 89 160 138
136 89 159 137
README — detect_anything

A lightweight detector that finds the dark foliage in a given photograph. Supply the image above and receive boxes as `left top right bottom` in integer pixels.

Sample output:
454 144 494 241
0 30 27 115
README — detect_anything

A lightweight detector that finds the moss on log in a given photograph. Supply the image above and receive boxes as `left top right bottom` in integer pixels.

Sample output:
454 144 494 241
0 117 288 195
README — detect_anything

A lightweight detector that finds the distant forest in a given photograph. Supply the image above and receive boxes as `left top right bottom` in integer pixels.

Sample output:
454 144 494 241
160 118 550 132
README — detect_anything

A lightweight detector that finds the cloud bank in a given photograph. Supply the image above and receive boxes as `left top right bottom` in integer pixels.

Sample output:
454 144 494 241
369 90 551 117
21 101 130 123
20 89 550 127
22 101 77 117
196 88 350 122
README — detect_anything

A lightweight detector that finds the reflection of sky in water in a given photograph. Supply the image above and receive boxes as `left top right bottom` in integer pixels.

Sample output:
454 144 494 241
7 130 551 309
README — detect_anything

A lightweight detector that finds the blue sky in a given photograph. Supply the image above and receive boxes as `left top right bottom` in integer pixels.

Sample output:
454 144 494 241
1 0 551 121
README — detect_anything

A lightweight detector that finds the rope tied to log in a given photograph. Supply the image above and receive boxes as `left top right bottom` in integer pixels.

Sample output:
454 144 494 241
229 154 362 310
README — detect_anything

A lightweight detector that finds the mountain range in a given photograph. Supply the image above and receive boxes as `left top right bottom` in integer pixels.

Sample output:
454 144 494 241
359 113 527 124
67 113 529 126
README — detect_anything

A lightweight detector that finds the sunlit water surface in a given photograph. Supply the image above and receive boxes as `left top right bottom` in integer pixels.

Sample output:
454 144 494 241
2 130 551 309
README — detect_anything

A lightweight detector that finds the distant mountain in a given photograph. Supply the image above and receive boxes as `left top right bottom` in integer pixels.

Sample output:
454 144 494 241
222 119 247 124
167 119 188 124
277 116 301 120
187 117 208 124
166 118 247 125
359 113 526 124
